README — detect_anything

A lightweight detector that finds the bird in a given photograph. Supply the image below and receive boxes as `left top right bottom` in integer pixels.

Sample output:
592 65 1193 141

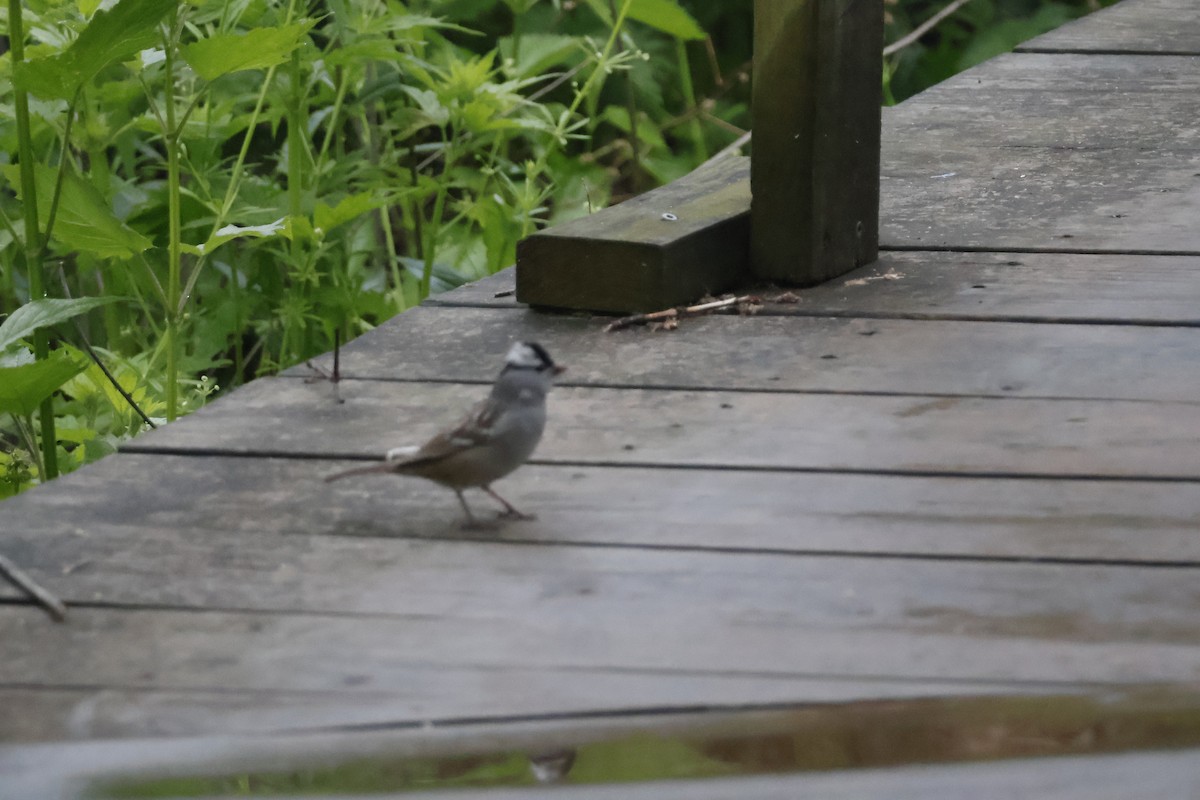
325 341 564 528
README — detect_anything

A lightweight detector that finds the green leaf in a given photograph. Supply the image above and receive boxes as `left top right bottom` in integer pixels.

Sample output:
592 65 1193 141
380 14 476 36
0 351 88 416
401 88 451 127
584 0 705 40
499 34 582 78
185 217 290 257
314 193 384 234
13 0 176 99
628 0 706 40
182 21 316 81
13 57 77 100
0 164 153 259
389 107 441 141
0 297 125 353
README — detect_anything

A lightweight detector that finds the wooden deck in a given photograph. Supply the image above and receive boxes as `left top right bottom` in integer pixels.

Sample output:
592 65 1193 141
4 0 1200 794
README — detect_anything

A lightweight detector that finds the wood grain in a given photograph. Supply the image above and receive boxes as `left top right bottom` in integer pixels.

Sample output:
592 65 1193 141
5 545 1200 698
515 156 751 313
3 455 1197 564
301 305 1200 401
880 50 1200 252
125 380 1200 479
880 141 1200 253
888 53 1200 151
424 252 1200 326
751 0 881 283
793 251 1200 324
7 0 1200 785
2 671 967 742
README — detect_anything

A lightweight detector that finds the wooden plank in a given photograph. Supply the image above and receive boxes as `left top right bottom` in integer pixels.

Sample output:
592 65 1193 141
923 52 1200 96
889 54 1200 151
12 701 1200 800
750 0 882 283
424 270 521 307
6 535 1200 706
514 156 750 313
1018 0 1200 54
9 483 1200 626
880 140 1200 252
457 55 1200 270
125 380 1200 479
302 306 1200 401
795 251 1200 324
425 253 1200 325
6 472 1200 741
880 51 1200 252
3 455 1198 564
461 54 1200 297
3 671 964 742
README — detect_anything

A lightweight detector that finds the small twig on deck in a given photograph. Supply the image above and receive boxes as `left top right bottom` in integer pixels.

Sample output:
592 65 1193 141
0 552 67 622
604 295 759 333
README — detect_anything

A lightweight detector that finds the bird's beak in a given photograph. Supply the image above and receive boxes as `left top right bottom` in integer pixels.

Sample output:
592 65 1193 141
552 365 567 376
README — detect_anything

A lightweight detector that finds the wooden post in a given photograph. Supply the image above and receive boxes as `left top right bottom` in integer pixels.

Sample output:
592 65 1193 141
751 0 883 284
516 0 884 311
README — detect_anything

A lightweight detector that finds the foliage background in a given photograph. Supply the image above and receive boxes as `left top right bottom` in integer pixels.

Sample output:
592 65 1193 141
0 0 1114 496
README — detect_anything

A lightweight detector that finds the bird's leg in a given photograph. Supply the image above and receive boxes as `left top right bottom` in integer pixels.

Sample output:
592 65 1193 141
483 485 536 521
456 489 497 531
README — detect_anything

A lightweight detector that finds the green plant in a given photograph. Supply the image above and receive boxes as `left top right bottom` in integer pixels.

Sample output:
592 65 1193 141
2 0 728 495
0 0 1114 497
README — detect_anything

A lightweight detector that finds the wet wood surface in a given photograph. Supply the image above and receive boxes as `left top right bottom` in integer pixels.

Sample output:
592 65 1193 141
3 0 1200 795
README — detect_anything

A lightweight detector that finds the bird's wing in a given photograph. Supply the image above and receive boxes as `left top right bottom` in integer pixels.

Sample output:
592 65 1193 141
397 395 500 466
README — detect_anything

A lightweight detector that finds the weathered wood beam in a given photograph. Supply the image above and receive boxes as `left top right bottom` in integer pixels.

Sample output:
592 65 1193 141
751 0 883 284
516 1 883 310
515 156 750 313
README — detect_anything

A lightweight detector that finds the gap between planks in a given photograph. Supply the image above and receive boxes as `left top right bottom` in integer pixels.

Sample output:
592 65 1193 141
419 305 1200 330
115 447 1200 485
281 374 1200 405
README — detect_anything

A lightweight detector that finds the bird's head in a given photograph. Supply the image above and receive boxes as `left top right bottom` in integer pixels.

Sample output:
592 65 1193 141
504 341 566 376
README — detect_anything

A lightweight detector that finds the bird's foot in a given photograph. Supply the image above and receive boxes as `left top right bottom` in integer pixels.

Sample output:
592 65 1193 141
482 485 535 521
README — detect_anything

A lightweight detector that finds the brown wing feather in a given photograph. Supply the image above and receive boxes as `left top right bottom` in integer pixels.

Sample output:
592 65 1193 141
325 393 500 483
391 395 499 467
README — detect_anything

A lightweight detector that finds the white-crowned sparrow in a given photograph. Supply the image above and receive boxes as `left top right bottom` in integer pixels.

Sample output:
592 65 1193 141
325 341 564 528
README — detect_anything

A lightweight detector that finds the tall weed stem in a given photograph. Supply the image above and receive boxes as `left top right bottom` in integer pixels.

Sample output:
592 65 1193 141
162 12 183 421
7 0 59 478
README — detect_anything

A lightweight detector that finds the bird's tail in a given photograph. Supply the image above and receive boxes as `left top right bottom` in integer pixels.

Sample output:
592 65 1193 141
324 462 400 483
